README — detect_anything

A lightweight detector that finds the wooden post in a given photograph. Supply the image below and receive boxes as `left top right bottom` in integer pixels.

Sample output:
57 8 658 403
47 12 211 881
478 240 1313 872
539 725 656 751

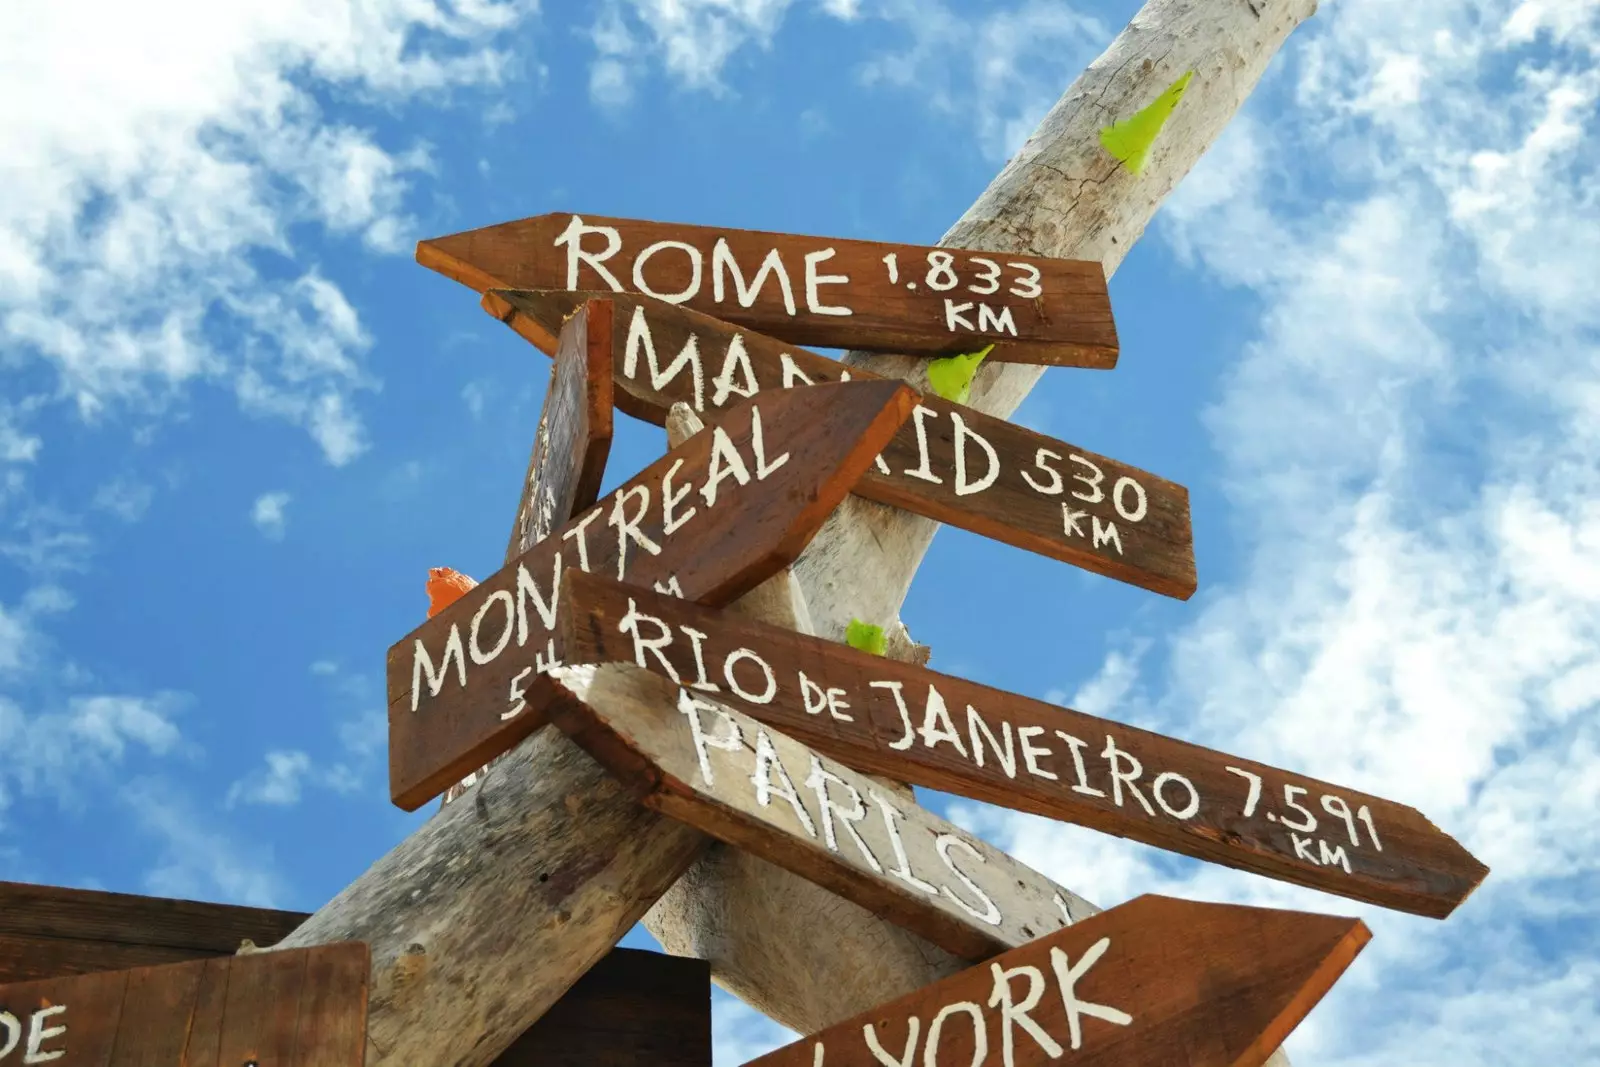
274 2 1318 1064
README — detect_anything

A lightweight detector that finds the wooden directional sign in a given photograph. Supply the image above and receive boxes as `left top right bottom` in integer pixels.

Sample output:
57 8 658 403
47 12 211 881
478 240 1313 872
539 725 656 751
418 212 1118 366
543 663 1096 960
485 291 1195 599
0 942 368 1065
507 293 614 561
742 895 1369 1067
557 571 1489 918
387 372 917 810
0 879 307 985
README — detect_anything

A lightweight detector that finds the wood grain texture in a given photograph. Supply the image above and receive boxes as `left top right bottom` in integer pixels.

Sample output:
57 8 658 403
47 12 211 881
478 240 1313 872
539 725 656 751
492 948 710 1067
485 290 1196 600
744 895 1368 1067
0 881 308 985
506 297 614 562
388 373 917 810
419 213 1117 366
0 942 368 1066
559 571 1487 918
545 663 1095 961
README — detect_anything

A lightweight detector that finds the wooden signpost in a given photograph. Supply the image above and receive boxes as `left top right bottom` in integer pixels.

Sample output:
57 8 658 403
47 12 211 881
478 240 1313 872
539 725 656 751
543 663 1097 961
506 293 615 561
0 942 369 1065
484 290 1196 599
387 365 917 810
741 895 1369 1067
418 213 1118 366
554 571 1488 918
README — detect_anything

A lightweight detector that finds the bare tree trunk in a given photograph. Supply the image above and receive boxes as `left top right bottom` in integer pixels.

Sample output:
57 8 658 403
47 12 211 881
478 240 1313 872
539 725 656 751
277 2 1314 1064
642 0 1318 1049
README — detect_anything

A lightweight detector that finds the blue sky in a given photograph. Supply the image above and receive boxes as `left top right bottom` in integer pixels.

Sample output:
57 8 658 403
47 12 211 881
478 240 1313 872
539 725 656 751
3 0 1597 1063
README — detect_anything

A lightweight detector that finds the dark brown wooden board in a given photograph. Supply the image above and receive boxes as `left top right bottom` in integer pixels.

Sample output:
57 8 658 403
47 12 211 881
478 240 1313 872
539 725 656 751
557 571 1489 918
506 295 615 562
388 372 917 810
0 880 308 985
0 942 368 1065
743 894 1369 1067
486 290 1195 599
493 948 711 1067
418 212 1118 366
544 664 1095 961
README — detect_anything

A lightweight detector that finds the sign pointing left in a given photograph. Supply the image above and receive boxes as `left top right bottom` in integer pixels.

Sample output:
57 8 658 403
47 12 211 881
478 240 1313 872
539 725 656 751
0 943 369 1066
386 370 917 811
742 895 1369 1067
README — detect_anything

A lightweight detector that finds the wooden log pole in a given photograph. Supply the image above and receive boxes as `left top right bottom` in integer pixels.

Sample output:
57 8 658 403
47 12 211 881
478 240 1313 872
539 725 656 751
275 2 1315 1064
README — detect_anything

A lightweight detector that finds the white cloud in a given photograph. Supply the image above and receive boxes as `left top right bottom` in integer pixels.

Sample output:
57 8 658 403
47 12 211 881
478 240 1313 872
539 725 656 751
92 478 155 522
124 776 288 908
251 491 291 540
0 692 188 813
0 0 534 467
712 988 798 1067
226 750 316 808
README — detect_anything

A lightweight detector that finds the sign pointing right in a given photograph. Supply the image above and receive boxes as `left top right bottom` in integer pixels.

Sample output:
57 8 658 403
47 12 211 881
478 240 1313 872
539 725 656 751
742 895 1369 1067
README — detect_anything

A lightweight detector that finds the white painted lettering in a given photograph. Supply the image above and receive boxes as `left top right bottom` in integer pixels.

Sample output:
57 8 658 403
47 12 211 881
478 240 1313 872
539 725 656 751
1062 505 1087 539
724 648 777 704
1152 771 1201 820
1048 938 1133 1050
505 666 533 721
935 834 1002 925
1091 516 1124 555
1292 833 1319 863
966 706 1017 778
624 304 705 411
633 240 702 303
862 1018 920 1067
701 425 753 507
1112 476 1148 522
903 405 943 485
713 240 798 315
1101 735 1156 816
925 1001 987 1067
804 248 852 316
918 685 969 758
1020 448 1065 495
749 407 790 479
1054 731 1107 798
608 484 662 579
1017 726 1058 780
868 788 941 896
516 555 563 640
871 680 917 750
944 299 975 332
411 626 466 712
679 691 742 786
1319 839 1353 873
22 1004 65 1064
751 727 817 835
554 215 624 291
680 625 719 691
710 335 760 407
987 962 1064 1065
618 598 682 683
661 458 698 535
951 413 999 496
805 757 884 871
977 303 1018 336
468 590 515 666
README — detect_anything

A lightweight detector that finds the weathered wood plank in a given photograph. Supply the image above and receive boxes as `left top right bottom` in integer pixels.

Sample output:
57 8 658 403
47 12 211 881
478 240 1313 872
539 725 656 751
0 880 308 985
419 213 1118 366
558 571 1487 918
744 896 1369 1067
388 372 916 810
485 291 1196 600
0 943 368 1066
492 948 710 1067
506 294 614 562
545 663 1096 960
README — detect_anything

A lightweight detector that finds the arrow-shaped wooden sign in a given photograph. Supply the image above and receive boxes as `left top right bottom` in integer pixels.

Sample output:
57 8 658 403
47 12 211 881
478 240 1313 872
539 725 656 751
741 895 1369 1067
418 212 1118 366
0 942 368 1065
486 290 1196 600
542 662 1097 960
555 570 1489 918
387 354 917 810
